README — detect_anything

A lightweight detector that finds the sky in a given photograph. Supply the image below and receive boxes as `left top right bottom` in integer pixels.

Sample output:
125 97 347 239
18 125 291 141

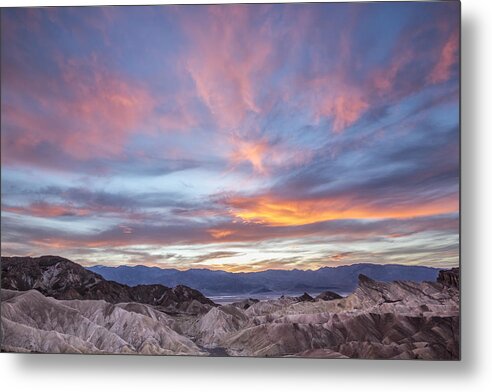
0 2 460 272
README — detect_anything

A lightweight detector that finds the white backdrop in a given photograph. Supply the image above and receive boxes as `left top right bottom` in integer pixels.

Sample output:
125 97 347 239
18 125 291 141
0 0 490 391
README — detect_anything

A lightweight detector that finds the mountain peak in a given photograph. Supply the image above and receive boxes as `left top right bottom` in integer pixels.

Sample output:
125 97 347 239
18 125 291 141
1 255 216 314
358 273 376 285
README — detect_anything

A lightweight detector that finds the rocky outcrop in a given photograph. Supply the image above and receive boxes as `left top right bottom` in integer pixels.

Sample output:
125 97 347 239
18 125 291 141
1 256 215 314
231 298 259 310
437 268 460 289
223 322 335 357
315 290 343 301
189 305 250 348
1 289 203 355
296 292 314 302
199 270 459 358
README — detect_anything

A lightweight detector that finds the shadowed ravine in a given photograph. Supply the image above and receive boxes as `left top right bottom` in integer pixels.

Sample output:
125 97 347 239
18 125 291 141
198 346 230 357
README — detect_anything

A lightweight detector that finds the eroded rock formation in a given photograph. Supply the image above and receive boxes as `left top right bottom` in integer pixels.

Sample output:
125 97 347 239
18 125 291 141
437 268 460 289
1 256 460 359
1 256 215 314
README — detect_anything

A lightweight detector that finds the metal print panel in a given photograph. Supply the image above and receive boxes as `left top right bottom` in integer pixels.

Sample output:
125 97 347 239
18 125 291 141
0 1 460 359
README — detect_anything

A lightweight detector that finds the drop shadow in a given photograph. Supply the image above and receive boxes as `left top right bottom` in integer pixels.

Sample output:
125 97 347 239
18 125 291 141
4 10 480 382
458 9 480 376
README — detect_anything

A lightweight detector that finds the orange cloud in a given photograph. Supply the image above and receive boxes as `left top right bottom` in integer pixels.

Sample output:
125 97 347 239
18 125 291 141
229 137 270 174
207 229 235 239
226 195 458 226
227 133 315 175
328 252 354 263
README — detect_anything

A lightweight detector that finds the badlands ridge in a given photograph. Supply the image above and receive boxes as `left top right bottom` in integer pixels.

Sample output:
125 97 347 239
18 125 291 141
1 256 459 359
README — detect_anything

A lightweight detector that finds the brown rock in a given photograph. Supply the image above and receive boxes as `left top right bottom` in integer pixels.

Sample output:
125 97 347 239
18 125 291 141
437 268 460 289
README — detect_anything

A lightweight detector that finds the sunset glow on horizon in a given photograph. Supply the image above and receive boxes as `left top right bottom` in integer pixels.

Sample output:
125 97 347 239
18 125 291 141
1 3 460 272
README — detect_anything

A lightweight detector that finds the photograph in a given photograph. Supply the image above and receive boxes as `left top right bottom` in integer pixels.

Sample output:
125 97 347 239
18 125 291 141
1 1 460 360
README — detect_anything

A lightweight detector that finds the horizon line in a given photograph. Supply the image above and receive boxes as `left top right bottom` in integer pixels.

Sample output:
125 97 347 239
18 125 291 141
1 254 458 274
84 262 455 273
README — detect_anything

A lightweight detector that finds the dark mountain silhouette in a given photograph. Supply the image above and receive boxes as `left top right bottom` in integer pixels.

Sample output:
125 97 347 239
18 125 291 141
1 255 216 314
87 262 441 295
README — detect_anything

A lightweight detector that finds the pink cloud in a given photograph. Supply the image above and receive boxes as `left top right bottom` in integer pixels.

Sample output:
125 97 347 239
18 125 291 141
2 54 198 171
371 24 459 100
2 56 155 166
227 133 315 175
181 5 370 135
428 31 459 84
57 56 156 159
181 5 278 130
283 19 371 134
2 202 91 218
371 48 414 95
315 86 369 133
229 136 270 174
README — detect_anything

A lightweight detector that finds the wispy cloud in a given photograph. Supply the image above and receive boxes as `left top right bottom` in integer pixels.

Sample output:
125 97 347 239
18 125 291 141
1 3 460 270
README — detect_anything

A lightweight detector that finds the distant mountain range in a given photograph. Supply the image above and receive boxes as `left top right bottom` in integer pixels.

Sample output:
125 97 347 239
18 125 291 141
87 263 441 296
